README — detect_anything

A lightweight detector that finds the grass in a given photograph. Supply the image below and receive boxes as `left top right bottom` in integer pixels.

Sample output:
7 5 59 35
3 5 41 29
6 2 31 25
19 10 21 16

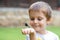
0 26 60 40
0 28 21 40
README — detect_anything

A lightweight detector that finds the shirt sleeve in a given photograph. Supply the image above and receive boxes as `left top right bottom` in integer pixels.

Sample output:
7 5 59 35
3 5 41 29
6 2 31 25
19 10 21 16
55 35 59 40
26 35 30 40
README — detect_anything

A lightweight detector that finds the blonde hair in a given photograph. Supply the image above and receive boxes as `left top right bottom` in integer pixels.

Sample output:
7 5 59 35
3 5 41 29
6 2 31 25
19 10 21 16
29 1 52 21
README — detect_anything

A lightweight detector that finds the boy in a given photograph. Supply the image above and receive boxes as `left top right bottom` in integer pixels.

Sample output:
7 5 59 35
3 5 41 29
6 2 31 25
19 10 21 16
22 1 59 40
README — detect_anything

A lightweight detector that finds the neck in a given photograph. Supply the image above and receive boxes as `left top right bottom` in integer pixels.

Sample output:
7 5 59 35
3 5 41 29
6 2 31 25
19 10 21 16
37 30 47 34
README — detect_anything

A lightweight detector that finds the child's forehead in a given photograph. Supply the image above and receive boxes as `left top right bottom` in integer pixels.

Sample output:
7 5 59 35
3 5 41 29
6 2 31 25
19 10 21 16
29 11 46 18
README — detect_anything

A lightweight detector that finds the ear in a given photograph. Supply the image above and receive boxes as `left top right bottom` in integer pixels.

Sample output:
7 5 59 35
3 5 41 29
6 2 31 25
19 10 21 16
46 18 53 24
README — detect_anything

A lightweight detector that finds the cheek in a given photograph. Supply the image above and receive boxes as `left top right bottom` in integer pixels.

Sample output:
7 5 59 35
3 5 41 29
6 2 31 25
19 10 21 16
39 20 47 26
30 21 33 26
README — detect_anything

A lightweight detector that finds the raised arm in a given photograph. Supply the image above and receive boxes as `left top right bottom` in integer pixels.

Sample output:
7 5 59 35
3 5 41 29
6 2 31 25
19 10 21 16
22 28 36 40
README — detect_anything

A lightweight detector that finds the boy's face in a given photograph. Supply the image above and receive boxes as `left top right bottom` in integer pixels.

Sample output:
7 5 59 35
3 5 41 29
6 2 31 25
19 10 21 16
29 11 48 32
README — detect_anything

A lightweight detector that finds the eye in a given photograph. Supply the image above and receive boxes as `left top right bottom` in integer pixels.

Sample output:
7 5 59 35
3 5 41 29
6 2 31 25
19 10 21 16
38 18 42 21
30 18 34 21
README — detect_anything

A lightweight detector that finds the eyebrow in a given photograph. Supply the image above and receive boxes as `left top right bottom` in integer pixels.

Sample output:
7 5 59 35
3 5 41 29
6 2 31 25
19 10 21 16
30 16 43 19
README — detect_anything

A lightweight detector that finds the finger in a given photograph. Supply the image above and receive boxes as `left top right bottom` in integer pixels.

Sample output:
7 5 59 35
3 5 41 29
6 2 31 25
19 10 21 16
22 29 26 35
27 29 30 34
30 29 35 33
21 29 25 34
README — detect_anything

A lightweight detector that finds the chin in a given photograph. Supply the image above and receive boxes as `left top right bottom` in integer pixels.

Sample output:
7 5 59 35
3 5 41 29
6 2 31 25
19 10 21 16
35 28 44 32
35 28 41 31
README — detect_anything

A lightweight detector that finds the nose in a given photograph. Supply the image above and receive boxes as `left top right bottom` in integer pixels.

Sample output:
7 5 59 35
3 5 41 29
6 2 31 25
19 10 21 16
34 19 38 24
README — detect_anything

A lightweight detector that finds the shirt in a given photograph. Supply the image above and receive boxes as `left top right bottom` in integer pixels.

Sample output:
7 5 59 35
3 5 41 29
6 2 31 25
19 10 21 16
26 31 59 40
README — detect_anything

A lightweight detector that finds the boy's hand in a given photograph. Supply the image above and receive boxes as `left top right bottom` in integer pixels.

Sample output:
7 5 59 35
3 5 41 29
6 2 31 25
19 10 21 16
22 28 35 35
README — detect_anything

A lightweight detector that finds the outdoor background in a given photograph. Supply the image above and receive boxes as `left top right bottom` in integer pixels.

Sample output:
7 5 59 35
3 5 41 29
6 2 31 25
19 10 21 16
0 0 60 40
